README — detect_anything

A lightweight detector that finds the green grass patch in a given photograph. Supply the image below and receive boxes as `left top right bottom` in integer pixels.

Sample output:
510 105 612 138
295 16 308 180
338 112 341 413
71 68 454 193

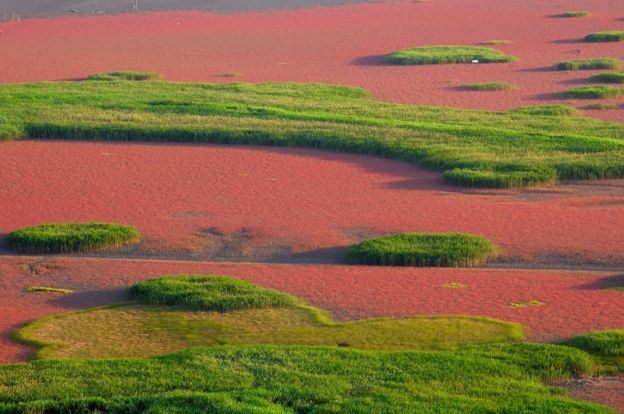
558 11 591 18
344 232 499 267
6 222 140 254
590 71 624 84
585 31 624 42
26 287 74 294
559 85 623 99
87 71 160 81
553 58 621 71
567 330 624 357
479 39 511 45
458 82 515 91
0 344 609 413
1 79 624 188
511 105 579 116
384 45 516 65
129 275 299 312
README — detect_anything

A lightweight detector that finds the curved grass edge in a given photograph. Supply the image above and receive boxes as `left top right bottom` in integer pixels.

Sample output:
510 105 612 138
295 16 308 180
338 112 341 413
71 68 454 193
3 79 624 189
11 303 132 360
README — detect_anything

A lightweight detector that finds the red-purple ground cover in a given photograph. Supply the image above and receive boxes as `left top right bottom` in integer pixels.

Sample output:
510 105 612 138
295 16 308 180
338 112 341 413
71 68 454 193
1 141 623 264
1 256 623 363
0 0 622 119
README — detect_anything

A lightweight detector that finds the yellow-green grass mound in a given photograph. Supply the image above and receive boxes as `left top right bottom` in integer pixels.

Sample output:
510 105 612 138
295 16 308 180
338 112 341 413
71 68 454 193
14 275 523 359
344 232 499 267
6 222 140 254
384 45 516 65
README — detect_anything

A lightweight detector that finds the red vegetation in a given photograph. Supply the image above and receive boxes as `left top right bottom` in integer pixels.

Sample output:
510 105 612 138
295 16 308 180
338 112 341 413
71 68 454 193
1 141 623 264
2 256 624 363
0 0 622 119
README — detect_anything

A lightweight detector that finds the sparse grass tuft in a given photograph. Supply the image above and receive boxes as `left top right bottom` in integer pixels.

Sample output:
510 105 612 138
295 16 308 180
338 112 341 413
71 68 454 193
26 286 74 294
479 40 511 45
87 71 160 81
344 232 499 267
384 46 516 65
6 223 140 254
458 82 515 91
584 31 624 42
508 300 544 309
553 58 621 71
559 85 623 99
511 105 579 116
567 330 624 357
590 71 624 84
558 11 591 18
129 275 299 312
219 72 242 78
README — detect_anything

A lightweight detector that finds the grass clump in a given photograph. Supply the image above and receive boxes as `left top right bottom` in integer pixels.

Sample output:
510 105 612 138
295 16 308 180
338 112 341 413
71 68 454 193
458 82 514 91
6 222 140 254
584 103 618 110
26 287 73 294
384 45 516 65
0 344 609 413
558 11 591 18
87 71 160 81
2 80 624 188
585 31 624 42
511 105 579 116
559 85 623 99
567 330 624 357
129 275 298 312
553 58 620 71
344 232 499 267
590 71 624 84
